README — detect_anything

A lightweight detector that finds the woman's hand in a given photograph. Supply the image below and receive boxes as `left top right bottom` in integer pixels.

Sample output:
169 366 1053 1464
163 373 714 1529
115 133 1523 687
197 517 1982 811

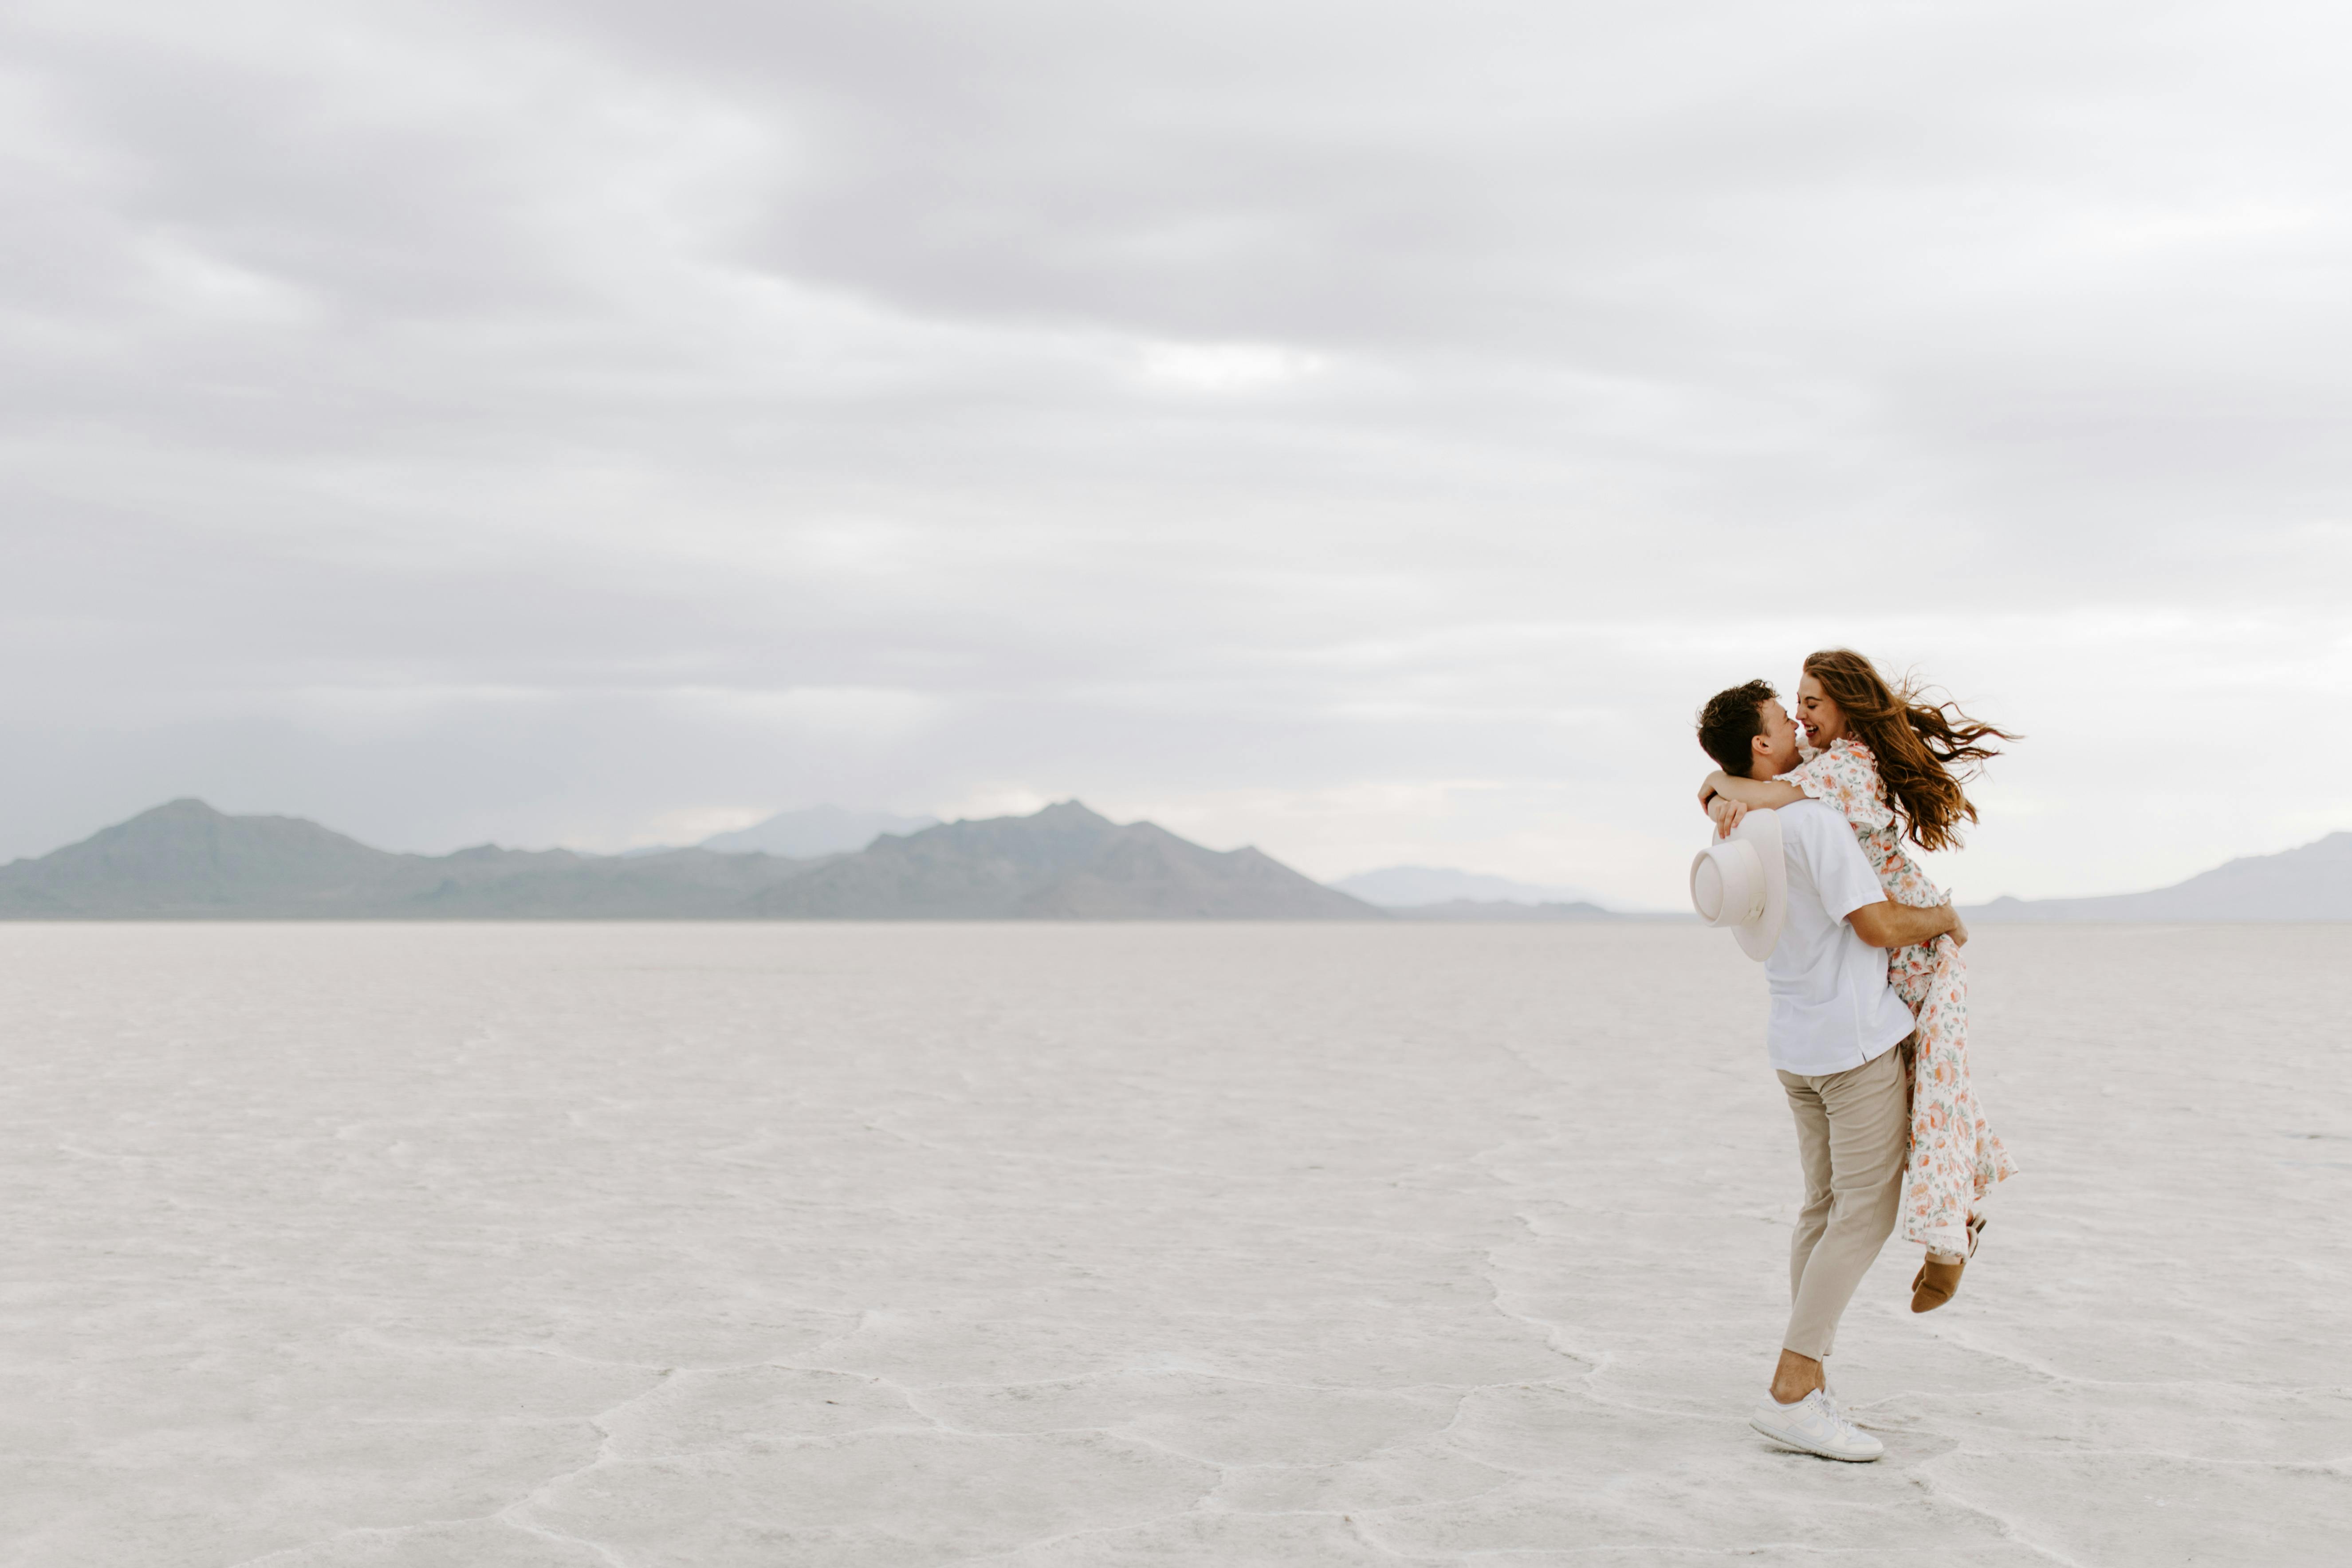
1708 796 1748 838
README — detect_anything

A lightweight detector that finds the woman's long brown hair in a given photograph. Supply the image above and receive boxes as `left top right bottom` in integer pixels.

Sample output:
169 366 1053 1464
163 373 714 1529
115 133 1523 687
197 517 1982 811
1802 649 2019 853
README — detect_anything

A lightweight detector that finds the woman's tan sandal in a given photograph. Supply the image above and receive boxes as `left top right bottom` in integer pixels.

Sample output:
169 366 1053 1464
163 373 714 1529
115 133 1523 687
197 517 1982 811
1966 1214 1987 1258
1911 1257 1965 1313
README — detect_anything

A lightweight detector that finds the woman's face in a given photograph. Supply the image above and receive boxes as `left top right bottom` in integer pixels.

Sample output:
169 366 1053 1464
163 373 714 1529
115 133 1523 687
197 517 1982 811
1795 673 1846 747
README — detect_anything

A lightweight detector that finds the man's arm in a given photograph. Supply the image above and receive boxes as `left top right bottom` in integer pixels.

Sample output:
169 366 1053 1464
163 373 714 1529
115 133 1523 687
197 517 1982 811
1785 799 1969 949
1848 899 1967 950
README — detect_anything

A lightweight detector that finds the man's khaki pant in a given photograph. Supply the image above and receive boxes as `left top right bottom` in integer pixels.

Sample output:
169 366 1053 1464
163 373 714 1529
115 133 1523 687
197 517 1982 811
1777 1039 1910 1360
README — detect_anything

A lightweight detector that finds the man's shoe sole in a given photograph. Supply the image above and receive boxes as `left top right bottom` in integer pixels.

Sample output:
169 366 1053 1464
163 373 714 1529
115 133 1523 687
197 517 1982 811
1748 1413 1884 1462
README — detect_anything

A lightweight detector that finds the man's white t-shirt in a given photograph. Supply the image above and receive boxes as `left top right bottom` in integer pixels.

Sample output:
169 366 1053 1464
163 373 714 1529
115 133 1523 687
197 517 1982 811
1763 800 1917 1077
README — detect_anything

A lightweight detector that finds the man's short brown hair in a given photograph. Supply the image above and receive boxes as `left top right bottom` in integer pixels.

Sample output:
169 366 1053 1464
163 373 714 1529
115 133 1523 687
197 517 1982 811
1697 680 1780 778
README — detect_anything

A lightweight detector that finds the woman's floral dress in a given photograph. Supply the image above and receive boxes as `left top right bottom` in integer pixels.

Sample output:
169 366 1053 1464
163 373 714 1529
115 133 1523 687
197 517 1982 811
1784 737 2016 1256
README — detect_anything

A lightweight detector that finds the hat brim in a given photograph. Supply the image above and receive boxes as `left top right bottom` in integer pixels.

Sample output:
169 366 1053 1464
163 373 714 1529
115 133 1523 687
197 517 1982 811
1731 807 1788 962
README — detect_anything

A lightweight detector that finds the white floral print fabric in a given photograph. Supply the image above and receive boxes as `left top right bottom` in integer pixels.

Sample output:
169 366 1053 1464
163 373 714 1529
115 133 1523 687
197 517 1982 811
1785 737 2017 1255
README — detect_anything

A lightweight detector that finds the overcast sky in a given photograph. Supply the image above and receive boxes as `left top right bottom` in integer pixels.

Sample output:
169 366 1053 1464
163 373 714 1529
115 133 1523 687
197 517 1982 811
4 0 2348 906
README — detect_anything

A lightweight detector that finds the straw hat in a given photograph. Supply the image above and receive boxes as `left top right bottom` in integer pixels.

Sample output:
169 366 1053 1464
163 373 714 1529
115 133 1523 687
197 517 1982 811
1689 807 1787 961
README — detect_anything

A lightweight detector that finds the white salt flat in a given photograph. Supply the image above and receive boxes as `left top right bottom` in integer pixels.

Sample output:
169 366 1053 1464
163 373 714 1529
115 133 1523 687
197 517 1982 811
0 921 2342 1565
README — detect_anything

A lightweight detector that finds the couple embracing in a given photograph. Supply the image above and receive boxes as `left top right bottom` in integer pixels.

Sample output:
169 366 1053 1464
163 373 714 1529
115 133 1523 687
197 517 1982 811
1690 650 2017 1463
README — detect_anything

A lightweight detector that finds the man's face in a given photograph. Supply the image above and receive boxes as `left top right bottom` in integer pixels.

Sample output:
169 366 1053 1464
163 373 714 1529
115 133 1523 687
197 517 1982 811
1752 698 1802 778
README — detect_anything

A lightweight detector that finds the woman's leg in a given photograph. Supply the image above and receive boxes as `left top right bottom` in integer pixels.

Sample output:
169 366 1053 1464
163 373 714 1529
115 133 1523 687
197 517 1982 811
1899 937 2008 1260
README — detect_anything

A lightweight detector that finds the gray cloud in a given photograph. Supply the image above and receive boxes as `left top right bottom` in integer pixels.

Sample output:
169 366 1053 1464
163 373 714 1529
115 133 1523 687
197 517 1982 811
3 0 2348 903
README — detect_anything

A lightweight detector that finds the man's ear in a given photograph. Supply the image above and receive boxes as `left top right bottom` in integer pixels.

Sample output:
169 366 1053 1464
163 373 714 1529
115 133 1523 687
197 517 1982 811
1748 732 1774 778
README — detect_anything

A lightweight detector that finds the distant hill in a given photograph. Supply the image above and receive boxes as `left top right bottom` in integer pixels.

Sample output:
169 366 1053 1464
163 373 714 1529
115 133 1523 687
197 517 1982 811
1385 898 1622 922
0 798 819 918
1332 865 1597 908
748 802 1374 919
697 805 939 858
0 798 407 917
0 798 1378 920
1967 831 2352 922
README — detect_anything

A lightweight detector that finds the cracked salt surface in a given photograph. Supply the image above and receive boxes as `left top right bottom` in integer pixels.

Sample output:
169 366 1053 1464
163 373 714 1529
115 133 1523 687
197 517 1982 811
0 922 2344 1566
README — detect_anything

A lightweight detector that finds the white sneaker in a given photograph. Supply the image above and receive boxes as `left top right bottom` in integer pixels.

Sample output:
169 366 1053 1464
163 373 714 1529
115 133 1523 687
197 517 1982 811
1749 1389 1884 1462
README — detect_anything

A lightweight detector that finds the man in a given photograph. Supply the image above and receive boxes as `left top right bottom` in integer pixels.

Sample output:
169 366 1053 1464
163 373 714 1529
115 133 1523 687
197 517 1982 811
1693 680 1965 1463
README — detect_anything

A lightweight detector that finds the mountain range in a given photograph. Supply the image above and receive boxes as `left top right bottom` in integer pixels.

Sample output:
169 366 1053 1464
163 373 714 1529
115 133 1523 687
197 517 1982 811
0 799 1377 920
8 799 2341 923
1964 831 2352 921
619 806 941 860
1329 864 1624 922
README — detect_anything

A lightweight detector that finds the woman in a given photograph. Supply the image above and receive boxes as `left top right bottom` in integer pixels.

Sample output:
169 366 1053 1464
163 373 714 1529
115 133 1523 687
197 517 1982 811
1700 649 2018 1312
